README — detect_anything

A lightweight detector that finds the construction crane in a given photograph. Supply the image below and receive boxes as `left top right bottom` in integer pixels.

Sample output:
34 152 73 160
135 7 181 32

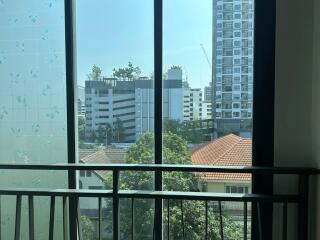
200 43 212 70
200 44 218 139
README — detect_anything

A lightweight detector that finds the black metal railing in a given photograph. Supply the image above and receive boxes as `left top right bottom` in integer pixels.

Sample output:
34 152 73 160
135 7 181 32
0 163 316 240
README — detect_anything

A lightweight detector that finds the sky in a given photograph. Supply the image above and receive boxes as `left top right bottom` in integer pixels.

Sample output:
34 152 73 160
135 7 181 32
76 0 213 89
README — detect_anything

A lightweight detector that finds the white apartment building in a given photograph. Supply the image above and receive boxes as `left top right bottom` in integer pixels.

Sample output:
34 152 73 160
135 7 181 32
85 79 136 142
77 85 86 118
213 0 254 136
183 81 203 121
135 68 183 138
85 68 184 142
202 101 212 119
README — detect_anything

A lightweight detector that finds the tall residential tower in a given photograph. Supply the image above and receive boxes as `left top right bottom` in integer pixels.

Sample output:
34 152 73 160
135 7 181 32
213 0 254 137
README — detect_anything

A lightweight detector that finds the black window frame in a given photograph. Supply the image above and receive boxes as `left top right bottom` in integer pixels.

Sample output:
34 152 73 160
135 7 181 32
64 0 276 239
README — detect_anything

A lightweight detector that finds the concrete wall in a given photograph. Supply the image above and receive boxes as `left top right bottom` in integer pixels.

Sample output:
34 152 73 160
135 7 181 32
311 0 320 238
274 0 320 238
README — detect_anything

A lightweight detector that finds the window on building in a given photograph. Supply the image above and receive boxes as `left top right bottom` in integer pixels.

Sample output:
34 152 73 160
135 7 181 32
226 186 249 194
88 186 103 190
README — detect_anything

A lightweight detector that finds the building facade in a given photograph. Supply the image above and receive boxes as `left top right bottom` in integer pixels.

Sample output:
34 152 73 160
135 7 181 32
85 79 136 142
213 0 254 137
204 83 213 102
201 101 212 119
77 86 86 118
183 82 204 121
85 68 184 143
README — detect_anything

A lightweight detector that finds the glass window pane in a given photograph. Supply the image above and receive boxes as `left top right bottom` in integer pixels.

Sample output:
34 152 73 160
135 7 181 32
163 0 254 238
0 1 67 238
76 1 154 239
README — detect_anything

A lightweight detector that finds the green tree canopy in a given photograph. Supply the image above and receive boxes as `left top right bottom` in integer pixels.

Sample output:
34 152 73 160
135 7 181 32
113 118 125 143
113 62 141 80
105 132 241 240
164 119 203 144
80 216 96 240
87 65 102 81
78 116 85 141
96 123 112 145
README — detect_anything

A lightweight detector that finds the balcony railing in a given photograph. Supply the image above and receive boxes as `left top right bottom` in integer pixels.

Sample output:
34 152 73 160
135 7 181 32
0 163 316 240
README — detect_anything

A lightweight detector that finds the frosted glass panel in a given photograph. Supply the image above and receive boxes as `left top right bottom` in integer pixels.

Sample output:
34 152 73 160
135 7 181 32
0 1 67 239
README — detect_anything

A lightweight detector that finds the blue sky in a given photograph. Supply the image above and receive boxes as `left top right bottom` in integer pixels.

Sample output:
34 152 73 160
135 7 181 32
76 0 213 89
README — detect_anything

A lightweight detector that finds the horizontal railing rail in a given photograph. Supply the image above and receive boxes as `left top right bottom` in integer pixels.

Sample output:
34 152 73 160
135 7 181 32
0 163 317 174
0 188 302 203
0 164 314 240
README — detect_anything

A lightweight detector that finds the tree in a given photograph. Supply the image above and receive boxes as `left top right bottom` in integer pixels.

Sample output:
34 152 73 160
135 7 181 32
113 62 141 80
105 132 242 240
87 65 102 80
88 130 97 143
80 215 97 240
113 118 125 142
96 124 112 145
163 119 203 144
170 65 182 70
78 116 85 142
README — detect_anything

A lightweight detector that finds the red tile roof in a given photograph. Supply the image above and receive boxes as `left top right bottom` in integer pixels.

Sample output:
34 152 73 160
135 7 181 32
191 134 252 182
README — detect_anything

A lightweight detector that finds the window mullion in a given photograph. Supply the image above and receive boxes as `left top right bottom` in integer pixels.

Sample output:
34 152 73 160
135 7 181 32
64 0 77 239
154 0 163 239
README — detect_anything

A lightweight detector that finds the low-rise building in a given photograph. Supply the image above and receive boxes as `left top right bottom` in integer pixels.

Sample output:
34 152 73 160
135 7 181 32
191 134 251 214
183 82 203 121
191 134 251 193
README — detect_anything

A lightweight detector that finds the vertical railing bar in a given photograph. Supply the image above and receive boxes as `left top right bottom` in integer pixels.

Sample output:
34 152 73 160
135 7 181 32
298 174 309 240
28 196 34 240
257 202 262 240
62 196 68 240
180 200 185 239
0 196 2 240
14 195 22 240
167 199 170 240
49 196 56 240
0 195 2 240
152 211 155 240
113 170 120 240
282 202 287 240
152 206 156 240
244 202 247 240
98 197 102 240
205 200 208 240
76 197 82 240
131 198 134 240
218 201 224 240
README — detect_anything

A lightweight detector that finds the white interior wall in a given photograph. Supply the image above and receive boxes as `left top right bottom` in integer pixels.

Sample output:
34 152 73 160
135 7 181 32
311 0 320 239
274 0 315 238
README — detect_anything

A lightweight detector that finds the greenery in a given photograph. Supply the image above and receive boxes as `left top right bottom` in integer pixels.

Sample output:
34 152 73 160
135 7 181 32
170 65 182 70
87 65 102 81
81 215 97 240
105 132 242 240
78 141 95 149
78 116 85 142
163 119 203 144
96 124 113 145
113 118 125 142
113 62 141 80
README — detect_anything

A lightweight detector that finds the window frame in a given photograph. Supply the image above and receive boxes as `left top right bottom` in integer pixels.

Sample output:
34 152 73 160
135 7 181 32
64 0 276 238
